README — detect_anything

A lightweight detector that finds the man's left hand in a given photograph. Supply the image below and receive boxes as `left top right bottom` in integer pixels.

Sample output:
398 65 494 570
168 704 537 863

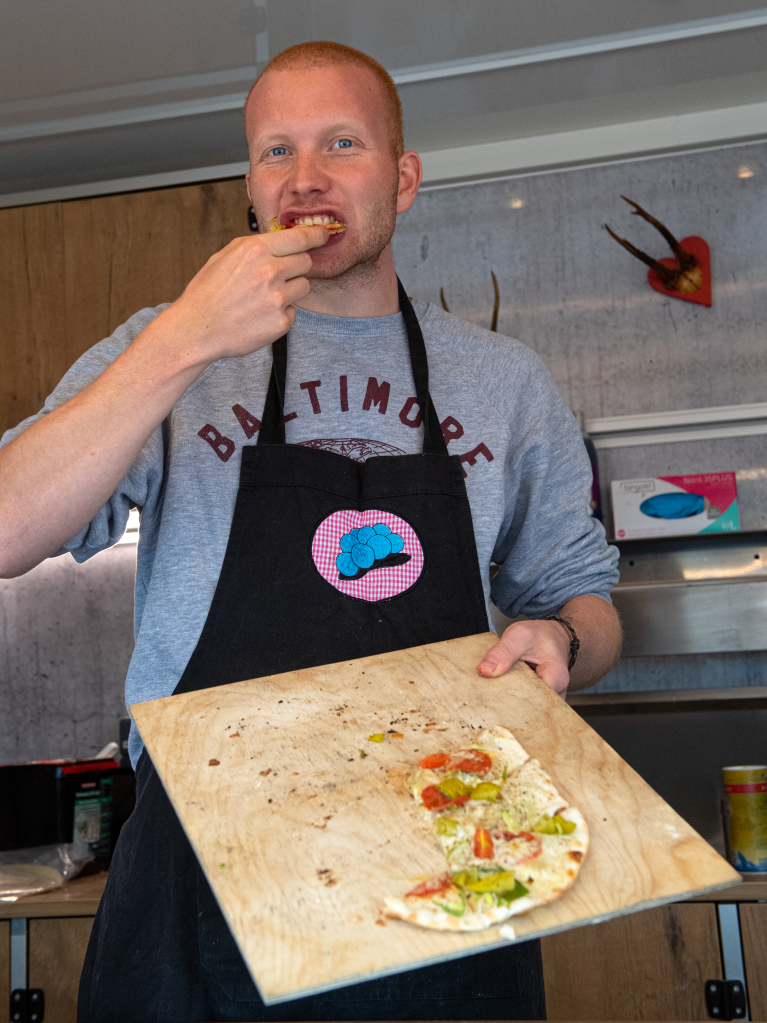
475 594 623 696
477 619 571 695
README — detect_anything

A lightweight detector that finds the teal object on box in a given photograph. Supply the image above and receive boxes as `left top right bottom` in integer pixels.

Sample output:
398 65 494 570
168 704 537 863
640 492 705 519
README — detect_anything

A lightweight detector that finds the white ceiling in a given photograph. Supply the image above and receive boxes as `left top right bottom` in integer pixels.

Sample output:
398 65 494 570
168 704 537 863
1 0 766 203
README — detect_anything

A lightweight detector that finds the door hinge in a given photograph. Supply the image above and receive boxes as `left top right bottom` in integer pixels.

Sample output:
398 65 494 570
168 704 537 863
706 978 748 1020
10 988 45 1023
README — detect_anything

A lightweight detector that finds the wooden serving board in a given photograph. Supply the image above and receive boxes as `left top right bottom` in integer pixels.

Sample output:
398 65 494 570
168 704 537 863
131 633 739 1005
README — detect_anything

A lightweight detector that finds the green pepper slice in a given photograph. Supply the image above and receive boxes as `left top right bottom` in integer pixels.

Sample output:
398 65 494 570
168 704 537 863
436 777 471 799
534 814 576 835
435 817 460 836
470 782 501 801
434 892 467 917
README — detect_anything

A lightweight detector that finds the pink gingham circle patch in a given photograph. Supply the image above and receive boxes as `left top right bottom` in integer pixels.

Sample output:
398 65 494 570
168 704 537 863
311 510 423 602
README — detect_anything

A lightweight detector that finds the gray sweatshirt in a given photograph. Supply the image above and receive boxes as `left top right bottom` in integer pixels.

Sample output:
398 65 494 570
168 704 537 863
1 301 619 765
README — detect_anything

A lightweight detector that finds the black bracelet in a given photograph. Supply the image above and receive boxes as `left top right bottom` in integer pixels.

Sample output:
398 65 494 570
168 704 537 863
541 615 580 670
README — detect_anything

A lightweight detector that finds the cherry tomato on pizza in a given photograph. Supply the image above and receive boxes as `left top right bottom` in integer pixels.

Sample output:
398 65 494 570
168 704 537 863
405 874 454 898
473 827 495 859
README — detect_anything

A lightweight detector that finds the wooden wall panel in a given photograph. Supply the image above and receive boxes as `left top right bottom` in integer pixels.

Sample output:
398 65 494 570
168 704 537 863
61 178 249 370
740 902 767 1023
0 202 66 433
28 916 94 1023
541 902 722 1021
0 177 249 435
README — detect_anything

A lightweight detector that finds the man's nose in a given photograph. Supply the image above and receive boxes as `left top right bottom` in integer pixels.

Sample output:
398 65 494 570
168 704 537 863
288 152 331 196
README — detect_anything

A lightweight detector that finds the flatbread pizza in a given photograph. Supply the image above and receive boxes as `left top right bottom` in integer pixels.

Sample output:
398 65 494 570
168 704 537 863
385 726 588 931
269 215 347 234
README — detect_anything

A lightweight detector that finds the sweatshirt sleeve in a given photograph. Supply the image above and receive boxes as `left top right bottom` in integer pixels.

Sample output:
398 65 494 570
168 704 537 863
488 349 619 620
0 305 167 564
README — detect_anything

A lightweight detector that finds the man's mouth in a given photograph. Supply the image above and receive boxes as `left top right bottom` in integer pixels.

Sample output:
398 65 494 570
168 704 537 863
270 213 347 234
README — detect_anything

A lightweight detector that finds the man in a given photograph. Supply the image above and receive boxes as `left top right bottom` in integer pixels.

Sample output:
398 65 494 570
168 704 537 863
0 41 620 1023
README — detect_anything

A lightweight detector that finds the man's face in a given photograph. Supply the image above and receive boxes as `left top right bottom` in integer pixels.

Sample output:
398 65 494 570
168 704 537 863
245 65 412 282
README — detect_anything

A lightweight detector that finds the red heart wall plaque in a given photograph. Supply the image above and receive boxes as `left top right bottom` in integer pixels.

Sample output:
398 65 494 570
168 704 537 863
647 235 711 307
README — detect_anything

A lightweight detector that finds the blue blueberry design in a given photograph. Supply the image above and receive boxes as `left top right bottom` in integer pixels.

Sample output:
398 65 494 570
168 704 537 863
336 523 412 580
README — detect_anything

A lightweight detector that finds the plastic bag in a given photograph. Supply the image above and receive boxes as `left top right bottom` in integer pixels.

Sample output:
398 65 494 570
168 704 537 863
0 843 94 901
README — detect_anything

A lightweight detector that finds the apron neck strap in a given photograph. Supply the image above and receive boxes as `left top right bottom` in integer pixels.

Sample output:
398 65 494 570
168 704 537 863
258 278 448 455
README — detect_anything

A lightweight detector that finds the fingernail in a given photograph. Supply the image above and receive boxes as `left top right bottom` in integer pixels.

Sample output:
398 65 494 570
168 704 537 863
479 657 498 673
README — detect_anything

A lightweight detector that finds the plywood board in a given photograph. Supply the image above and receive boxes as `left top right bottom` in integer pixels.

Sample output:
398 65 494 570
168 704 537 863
131 632 740 1004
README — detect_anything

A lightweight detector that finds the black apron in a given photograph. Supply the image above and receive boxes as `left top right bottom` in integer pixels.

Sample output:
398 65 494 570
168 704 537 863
78 283 546 1022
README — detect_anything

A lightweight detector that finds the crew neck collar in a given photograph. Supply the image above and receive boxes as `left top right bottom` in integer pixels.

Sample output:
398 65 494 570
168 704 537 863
293 300 428 337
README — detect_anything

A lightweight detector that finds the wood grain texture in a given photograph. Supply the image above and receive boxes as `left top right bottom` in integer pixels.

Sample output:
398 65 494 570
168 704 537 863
131 632 739 1004
0 873 107 919
28 916 94 1023
0 919 9 1017
739 902 767 1022
541 902 722 1021
0 178 248 435
61 178 248 371
0 202 65 434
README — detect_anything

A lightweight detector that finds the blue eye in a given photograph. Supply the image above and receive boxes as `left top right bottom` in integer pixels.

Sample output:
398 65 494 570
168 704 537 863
334 139 353 149
269 146 288 157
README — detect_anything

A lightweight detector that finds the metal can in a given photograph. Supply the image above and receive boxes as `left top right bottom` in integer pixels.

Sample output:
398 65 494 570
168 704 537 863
723 765 767 873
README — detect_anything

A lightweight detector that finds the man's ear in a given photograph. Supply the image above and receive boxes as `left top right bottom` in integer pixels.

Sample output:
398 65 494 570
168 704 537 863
396 151 422 215
245 171 253 204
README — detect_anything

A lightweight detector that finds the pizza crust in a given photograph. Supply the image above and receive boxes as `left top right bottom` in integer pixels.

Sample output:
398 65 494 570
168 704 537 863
384 893 538 932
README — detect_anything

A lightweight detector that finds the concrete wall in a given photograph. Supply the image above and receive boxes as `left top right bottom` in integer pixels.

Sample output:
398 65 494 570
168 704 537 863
394 138 767 694
0 546 135 763
393 140 767 422
2 140 765 761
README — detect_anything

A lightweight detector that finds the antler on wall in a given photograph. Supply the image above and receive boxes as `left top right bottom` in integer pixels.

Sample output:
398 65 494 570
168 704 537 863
440 272 500 331
605 196 704 294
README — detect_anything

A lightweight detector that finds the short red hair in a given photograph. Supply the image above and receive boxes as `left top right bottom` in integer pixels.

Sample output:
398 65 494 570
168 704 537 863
245 41 404 161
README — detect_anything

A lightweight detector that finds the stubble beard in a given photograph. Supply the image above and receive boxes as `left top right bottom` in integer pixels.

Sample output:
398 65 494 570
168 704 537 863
306 183 398 293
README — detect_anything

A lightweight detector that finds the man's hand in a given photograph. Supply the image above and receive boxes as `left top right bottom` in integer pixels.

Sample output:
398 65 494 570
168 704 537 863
477 594 622 696
152 225 329 367
478 619 571 695
0 225 331 578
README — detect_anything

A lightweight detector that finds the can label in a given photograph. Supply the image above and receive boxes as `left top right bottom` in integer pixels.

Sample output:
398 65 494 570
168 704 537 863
724 766 767 872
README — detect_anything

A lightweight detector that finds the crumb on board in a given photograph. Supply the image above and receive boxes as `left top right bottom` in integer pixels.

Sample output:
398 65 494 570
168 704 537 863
208 759 220 766
260 768 271 776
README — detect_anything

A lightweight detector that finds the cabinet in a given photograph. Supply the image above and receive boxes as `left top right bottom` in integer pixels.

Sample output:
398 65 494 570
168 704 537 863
540 885 767 1021
1 873 103 1023
0 178 249 436
541 903 722 1020
28 918 95 1023
3 874 766 1022
739 903 767 1021
0 920 9 1017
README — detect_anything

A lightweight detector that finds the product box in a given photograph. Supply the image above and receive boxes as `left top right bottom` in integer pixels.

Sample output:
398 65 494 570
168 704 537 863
0 757 135 856
611 472 740 539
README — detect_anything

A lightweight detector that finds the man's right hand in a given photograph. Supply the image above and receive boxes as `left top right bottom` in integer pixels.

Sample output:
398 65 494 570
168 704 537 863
148 224 329 367
0 224 329 577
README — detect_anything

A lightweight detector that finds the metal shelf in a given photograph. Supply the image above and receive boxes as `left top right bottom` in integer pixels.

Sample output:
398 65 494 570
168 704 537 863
609 531 767 656
569 685 767 712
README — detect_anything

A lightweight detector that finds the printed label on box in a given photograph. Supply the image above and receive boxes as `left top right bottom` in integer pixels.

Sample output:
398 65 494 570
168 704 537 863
611 472 739 539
